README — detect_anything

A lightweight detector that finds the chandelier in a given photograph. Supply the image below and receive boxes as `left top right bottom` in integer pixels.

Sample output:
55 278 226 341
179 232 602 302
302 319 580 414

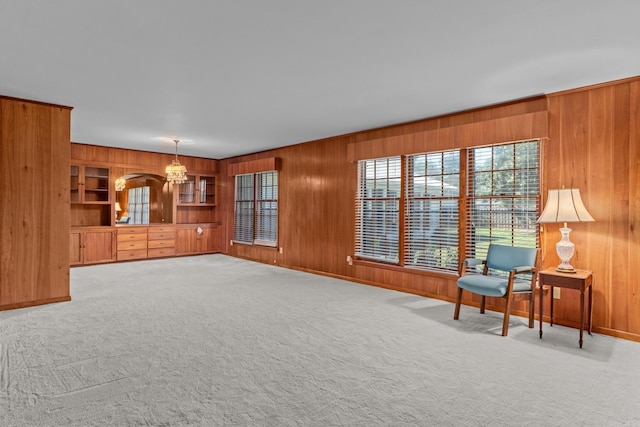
114 177 126 191
165 139 188 184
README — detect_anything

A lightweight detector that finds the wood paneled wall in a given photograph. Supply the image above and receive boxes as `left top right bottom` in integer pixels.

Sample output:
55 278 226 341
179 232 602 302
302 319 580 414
0 96 72 310
545 78 640 340
219 76 640 342
71 143 218 176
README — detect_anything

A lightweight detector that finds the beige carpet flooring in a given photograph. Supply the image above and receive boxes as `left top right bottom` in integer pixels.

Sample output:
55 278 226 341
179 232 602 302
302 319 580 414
1 254 640 426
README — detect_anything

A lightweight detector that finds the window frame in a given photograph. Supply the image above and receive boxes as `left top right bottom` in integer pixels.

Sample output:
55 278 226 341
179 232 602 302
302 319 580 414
233 171 278 247
354 156 402 264
354 139 541 273
465 140 541 262
404 150 461 273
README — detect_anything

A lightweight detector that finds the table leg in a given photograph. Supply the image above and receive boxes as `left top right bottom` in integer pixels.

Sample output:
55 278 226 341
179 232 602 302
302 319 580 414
539 285 544 338
588 284 593 335
579 290 585 348
550 286 554 327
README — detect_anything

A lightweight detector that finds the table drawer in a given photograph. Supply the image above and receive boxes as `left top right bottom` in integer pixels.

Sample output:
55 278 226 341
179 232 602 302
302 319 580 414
148 247 176 258
117 249 147 260
148 239 175 249
117 240 147 251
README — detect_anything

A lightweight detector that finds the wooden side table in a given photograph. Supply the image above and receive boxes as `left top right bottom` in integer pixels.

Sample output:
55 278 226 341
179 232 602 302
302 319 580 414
538 268 593 348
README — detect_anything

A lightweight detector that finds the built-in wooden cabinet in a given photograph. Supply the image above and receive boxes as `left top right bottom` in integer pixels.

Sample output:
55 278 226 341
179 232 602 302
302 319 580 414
71 165 110 203
70 228 116 265
148 226 176 258
177 175 215 205
175 224 219 255
116 225 179 261
70 164 113 227
175 175 216 225
117 227 148 261
69 142 220 266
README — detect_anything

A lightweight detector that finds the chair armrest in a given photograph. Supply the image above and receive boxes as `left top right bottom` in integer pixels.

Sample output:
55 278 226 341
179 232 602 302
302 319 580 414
463 258 485 267
459 258 486 276
513 265 535 273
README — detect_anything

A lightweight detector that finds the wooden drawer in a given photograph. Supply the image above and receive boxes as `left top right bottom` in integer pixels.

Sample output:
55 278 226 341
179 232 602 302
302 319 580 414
148 239 175 249
148 247 176 258
150 226 174 233
117 232 147 242
117 248 147 260
117 226 148 234
117 240 147 251
148 231 175 240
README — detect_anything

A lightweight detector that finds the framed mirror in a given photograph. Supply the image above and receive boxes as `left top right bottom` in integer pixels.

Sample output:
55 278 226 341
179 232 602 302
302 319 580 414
114 173 172 224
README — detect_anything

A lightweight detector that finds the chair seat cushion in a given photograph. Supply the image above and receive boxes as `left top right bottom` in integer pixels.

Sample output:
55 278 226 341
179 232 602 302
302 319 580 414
457 274 532 297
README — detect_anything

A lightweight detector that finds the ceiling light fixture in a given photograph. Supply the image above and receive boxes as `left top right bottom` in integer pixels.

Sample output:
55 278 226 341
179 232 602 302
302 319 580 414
115 177 126 191
165 139 188 184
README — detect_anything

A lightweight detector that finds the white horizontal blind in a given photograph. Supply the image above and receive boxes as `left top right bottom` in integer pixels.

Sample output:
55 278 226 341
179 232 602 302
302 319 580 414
233 174 255 244
355 156 401 263
255 171 278 246
127 186 150 225
405 150 460 272
465 140 540 262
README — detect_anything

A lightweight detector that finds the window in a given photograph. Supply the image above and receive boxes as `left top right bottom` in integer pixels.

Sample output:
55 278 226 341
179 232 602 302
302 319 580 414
405 150 460 272
233 171 278 246
255 171 278 246
127 186 150 224
355 139 541 272
465 140 540 261
233 174 254 244
355 156 401 263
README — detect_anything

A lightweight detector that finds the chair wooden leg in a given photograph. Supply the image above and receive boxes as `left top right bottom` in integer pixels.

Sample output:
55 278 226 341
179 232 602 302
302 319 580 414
480 295 486 314
454 287 463 320
502 296 514 336
528 293 535 328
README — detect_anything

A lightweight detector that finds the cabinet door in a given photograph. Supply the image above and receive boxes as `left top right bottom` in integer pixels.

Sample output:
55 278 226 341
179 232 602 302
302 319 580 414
70 230 83 265
196 227 216 253
70 165 81 203
70 165 110 204
176 226 218 254
175 228 197 255
198 176 215 205
83 230 116 264
178 176 196 204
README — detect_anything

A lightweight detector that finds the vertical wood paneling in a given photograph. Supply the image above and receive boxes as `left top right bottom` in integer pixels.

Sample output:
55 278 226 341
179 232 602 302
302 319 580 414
1 97 71 310
610 84 631 332
587 87 616 329
218 78 640 342
546 77 640 340
629 81 640 335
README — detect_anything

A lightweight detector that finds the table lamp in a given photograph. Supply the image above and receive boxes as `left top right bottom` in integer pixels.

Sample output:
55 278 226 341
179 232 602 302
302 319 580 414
537 188 594 273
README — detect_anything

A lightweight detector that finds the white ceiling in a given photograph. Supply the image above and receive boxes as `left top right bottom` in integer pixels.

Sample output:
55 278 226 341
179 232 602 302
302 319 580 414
1 1 639 159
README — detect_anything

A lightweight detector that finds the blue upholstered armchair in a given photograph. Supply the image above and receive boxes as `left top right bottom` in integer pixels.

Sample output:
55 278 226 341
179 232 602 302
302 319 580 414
454 244 540 336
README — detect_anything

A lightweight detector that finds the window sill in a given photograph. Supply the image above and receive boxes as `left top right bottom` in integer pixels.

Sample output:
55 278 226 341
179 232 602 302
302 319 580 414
353 258 458 280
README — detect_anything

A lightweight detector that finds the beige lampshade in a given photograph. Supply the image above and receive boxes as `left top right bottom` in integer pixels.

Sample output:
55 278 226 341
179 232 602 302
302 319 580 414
115 202 122 212
537 188 595 224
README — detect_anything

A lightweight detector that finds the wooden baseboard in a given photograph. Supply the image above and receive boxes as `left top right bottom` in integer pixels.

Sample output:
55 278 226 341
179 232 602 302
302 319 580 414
275 261 640 344
0 296 71 311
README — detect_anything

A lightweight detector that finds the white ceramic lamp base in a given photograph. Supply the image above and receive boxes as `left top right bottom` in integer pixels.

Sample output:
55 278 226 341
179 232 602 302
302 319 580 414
556 227 576 273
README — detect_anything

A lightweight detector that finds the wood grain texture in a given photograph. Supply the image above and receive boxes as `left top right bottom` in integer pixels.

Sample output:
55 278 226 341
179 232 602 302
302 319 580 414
218 78 640 342
0 97 71 310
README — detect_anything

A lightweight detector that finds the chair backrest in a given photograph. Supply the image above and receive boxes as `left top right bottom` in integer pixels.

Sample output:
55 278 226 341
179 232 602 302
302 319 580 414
485 244 537 272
